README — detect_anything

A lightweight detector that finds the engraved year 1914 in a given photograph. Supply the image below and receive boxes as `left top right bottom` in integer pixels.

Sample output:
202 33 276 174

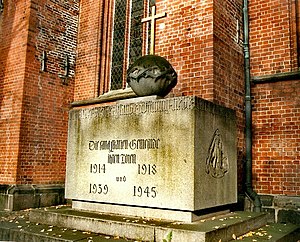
90 163 106 174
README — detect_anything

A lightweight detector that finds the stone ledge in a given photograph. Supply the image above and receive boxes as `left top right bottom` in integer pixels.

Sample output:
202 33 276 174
0 184 65 211
71 88 137 107
252 70 300 84
274 196 300 210
245 194 300 225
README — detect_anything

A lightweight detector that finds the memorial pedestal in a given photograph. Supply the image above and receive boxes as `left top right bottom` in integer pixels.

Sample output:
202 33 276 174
66 96 237 222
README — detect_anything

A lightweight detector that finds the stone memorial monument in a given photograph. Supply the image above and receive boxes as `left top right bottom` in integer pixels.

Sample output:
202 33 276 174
66 96 237 222
65 5 237 222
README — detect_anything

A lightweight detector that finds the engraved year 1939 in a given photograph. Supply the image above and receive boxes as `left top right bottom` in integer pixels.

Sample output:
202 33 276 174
89 184 109 195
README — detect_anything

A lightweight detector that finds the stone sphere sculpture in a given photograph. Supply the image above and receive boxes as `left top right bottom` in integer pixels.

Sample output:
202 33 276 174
127 55 177 97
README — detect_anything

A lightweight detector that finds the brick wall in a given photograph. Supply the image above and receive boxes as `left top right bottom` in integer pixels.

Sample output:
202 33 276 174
156 0 215 100
252 80 300 196
0 0 79 185
249 0 300 195
74 0 103 101
249 0 297 76
0 0 31 184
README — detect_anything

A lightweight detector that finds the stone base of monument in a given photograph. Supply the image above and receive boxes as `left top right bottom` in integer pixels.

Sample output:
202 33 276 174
2 206 300 242
24 206 300 242
66 96 237 223
71 201 232 224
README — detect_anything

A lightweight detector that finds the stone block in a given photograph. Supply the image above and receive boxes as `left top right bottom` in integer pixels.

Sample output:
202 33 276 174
66 96 237 221
0 185 65 211
278 209 300 225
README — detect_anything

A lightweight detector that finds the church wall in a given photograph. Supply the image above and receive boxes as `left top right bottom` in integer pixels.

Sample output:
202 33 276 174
252 80 300 196
156 0 214 100
0 0 31 184
249 0 300 198
74 0 103 101
249 0 298 76
15 0 79 185
0 0 79 210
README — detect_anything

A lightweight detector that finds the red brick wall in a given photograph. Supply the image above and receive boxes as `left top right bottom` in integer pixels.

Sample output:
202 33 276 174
212 0 245 189
249 0 297 75
0 0 31 184
249 0 300 195
74 0 216 101
252 80 300 196
155 0 215 100
0 0 79 185
73 0 103 101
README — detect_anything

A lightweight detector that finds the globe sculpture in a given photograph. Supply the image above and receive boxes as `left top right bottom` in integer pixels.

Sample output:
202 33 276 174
127 55 177 97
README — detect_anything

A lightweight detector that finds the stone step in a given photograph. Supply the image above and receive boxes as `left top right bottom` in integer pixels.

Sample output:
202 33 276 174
234 222 300 242
26 206 271 242
0 218 135 242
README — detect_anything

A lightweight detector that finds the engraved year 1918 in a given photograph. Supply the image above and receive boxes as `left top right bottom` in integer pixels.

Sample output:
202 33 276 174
137 164 157 175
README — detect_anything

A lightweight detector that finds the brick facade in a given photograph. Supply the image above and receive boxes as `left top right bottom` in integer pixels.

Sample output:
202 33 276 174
252 80 300 196
0 0 31 185
0 0 299 216
0 0 79 210
249 0 300 196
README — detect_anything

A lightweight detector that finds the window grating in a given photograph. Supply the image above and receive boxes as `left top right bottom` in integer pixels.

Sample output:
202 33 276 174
111 0 127 90
128 0 144 66
110 0 156 90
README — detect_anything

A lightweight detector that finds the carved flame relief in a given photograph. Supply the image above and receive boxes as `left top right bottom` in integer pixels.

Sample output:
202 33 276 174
205 129 229 179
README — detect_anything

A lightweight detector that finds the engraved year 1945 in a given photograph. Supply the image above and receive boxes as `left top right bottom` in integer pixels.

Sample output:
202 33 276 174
133 186 157 198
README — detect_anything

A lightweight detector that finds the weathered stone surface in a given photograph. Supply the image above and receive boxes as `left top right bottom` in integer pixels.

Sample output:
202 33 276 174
28 208 272 242
0 185 65 211
278 210 300 225
66 96 237 221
